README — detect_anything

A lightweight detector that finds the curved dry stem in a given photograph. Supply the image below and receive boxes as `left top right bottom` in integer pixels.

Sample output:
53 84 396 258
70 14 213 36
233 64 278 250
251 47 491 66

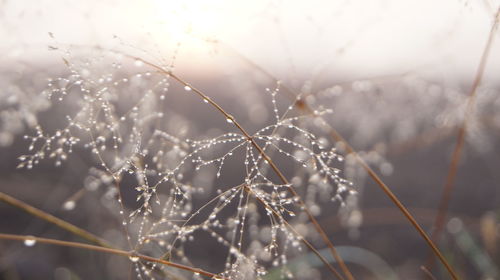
0 233 222 279
326 128 459 280
426 6 500 274
0 191 177 279
0 191 111 248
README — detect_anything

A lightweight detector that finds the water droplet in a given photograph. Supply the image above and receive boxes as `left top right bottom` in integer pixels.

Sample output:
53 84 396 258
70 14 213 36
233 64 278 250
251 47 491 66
24 237 36 247
63 200 75 211
128 253 140 262
226 118 233 124
134 59 144 67
184 85 192 91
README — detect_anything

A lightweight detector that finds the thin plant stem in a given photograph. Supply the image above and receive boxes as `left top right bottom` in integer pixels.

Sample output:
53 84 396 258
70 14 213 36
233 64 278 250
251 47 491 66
325 126 459 280
0 191 111 248
421 266 438 280
426 6 500 273
0 233 222 279
88 130 134 250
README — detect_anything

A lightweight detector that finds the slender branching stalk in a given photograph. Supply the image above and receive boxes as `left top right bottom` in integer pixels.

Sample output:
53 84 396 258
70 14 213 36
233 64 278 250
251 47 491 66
211 42 460 279
243 185 345 280
2 52 353 278
128 56 356 280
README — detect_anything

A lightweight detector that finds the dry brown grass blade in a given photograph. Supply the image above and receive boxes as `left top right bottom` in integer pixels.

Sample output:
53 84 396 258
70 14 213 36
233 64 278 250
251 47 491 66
426 6 500 274
0 191 111 248
0 233 222 279
0 191 181 279
325 125 459 280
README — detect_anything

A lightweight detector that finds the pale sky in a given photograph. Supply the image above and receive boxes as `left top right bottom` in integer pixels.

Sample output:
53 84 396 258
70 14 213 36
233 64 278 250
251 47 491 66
1 0 499 84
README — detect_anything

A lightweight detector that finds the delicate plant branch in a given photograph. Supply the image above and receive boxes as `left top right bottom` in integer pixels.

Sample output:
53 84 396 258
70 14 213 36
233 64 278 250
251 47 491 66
0 191 111 248
1 185 342 279
427 6 500 273
163 182 343 279
243 185 345 280
0 233 222 279
4 47 354 279
131 56 356 280
212 42 460 279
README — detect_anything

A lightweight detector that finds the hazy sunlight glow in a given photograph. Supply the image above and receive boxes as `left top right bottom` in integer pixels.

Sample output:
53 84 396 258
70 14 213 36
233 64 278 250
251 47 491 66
151 0 232 50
